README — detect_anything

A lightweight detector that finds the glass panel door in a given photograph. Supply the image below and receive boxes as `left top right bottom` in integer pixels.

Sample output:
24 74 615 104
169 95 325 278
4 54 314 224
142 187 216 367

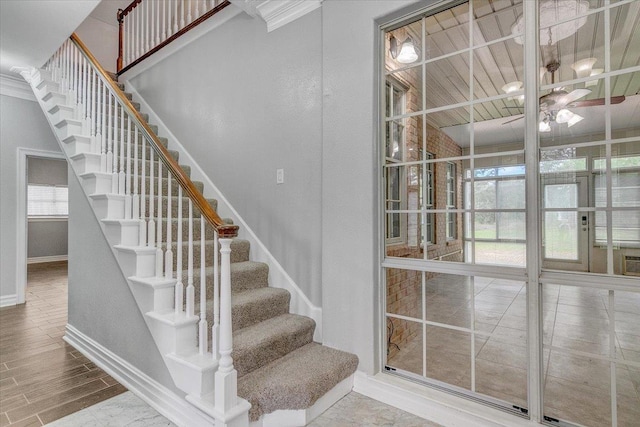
542 177 589 271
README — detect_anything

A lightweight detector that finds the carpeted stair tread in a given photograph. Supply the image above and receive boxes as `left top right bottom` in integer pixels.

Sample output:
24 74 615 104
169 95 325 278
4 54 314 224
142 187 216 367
238 342 359 421
185 260 268 297
230 287 291 331
233 313 315 378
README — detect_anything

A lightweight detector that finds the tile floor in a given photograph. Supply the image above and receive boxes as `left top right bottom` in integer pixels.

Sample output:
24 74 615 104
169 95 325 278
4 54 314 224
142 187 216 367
46 390 442 427
387 274 640 427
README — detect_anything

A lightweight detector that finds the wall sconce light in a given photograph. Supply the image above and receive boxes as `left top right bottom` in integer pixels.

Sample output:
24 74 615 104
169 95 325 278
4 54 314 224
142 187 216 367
390 36 418 64
502 81 524 105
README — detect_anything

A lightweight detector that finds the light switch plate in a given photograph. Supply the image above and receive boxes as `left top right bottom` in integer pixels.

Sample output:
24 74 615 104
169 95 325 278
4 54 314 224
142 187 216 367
276 169 284 184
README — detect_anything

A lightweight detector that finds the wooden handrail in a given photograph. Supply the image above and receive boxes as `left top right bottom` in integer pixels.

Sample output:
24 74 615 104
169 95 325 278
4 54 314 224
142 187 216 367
116 0 231 74
71 33 238 238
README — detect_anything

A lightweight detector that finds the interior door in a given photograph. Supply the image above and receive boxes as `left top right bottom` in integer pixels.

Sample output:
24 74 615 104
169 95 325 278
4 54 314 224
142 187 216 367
542 176 589 271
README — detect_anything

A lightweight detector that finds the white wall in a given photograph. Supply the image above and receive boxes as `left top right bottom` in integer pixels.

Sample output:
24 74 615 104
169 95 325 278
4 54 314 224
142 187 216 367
129 9 324 306
67 169 181 394
75 15 119 73
320 0 422 375
0 92 62 303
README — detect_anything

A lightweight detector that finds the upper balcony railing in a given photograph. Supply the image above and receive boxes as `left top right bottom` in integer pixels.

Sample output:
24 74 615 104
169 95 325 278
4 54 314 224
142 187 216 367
117 0 230 74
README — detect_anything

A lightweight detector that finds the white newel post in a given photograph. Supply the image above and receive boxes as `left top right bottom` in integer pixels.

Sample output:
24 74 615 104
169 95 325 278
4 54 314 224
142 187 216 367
215 238 237 413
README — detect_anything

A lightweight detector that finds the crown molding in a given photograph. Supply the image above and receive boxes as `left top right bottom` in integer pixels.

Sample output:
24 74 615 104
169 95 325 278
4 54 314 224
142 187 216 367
229 0 322 32
0 73 36 102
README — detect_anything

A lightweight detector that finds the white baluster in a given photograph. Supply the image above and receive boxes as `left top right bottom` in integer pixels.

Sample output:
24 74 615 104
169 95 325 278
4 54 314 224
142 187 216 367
91 71 97 152
180 0 185 29
119 105 126 195
83 57 89 127
125 116 132 219
107 93 114 176
112 94 119 193
148 149 156 246
186 200 195 317
156 162 164 277
175 186 184 314
139 137 148 246
97 80 104 167
212 232 219 359
155 0 160 46
187 0 192 23
199 217 208 355
168 0 174 36
162 0 167 41
135 6 140 59
194 0 199 20
215 238 237 412
165 173 173 279
174 0 179 33
132 124 139 221
145 0 150 53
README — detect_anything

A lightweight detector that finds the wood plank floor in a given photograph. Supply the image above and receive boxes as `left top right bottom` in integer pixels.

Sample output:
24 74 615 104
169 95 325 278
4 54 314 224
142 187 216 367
0 261 126 426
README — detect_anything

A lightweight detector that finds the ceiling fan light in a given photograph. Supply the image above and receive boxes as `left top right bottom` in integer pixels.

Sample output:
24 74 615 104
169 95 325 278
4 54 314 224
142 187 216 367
567 114 584 127
539 121 551 132
396 37 418 64
556 108 575 124
502 81 523 94
585 68 604 87
572 57 598 79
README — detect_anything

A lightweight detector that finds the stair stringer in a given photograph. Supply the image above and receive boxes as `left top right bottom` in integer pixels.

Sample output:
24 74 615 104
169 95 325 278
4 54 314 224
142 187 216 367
123 82 323 342
27 69 250 426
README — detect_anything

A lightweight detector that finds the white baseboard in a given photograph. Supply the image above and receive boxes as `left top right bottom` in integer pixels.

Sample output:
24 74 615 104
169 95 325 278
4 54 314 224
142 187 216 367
123 83 323 342
0 294 18 308
64 325 216 427
353 371 539 427
27 255 68 264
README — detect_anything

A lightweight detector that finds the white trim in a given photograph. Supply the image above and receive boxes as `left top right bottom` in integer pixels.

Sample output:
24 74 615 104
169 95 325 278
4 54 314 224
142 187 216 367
123 82 323 342
27 255 68 264
118 6 243 82
16 148 66 305
64 325 216 427
0 73 36 102
354 371 539 427
0 294 18 308
229 0 322 32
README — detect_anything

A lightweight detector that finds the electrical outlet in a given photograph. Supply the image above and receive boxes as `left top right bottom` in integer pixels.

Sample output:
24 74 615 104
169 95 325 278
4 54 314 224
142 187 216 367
276 169 284 184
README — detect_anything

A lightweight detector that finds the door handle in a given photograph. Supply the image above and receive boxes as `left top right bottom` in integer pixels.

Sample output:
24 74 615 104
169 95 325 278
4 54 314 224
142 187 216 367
581 215 588 226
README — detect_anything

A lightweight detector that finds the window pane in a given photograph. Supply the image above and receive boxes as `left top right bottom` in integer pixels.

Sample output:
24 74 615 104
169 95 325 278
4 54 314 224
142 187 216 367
27 185 69 216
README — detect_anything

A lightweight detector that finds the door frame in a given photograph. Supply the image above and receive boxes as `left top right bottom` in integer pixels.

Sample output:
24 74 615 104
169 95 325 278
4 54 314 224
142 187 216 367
16 147 66 304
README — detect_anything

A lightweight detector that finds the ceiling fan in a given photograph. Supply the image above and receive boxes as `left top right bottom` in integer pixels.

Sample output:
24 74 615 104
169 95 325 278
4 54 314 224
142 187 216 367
502 60 626 131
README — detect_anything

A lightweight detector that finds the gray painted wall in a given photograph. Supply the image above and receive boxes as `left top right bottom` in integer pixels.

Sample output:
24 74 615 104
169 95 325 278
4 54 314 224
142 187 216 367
128 0 422 374
67 170 180 394
129 9 324 306
0 93 62 300
27 157 68 259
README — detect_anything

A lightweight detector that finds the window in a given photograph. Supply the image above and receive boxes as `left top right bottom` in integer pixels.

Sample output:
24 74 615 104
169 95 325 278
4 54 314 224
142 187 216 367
28 184 68 217
385 80 407 243
424 153 434 244
594 157 640 246
446 162 456 240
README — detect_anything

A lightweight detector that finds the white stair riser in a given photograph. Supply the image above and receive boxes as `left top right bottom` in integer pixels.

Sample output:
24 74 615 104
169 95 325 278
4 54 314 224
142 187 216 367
48 104 74 123
42 91 66 110
166 356 215 397
129 281 175 313
55 119 83 141
37 80 60 97
90 194 126 220
116 247 156 278
71 153 102 175
63 135 92 157
147 318 197 356
104 221 140 246
81 172 113 195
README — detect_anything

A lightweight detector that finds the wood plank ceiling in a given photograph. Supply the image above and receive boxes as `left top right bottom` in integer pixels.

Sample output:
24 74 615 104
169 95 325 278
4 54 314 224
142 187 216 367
386 0 640 133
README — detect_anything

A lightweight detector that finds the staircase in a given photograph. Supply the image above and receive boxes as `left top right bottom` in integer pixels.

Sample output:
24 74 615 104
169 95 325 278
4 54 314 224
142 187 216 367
25 34 358 427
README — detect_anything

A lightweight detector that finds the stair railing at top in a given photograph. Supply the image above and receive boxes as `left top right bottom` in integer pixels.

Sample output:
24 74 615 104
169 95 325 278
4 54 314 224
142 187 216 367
44 33 242 415
117 0 230 74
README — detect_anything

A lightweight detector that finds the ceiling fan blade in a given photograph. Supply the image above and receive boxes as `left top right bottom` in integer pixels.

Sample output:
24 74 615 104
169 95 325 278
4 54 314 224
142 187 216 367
502 115 524 125
557 89 591 107
571 95 626 108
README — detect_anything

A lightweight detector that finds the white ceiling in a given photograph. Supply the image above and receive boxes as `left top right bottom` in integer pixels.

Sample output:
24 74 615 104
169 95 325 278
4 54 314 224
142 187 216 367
0 0 101 76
